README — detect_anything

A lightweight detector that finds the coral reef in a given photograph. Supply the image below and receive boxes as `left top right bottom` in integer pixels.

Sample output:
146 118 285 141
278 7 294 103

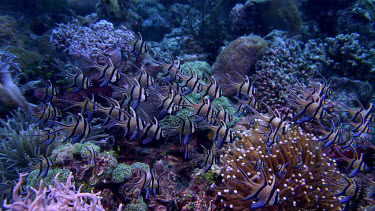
3 172 106 210
229 0 303 36
251 30 375 110
0 16 24 47
183 0 230 62
133 0 171 41
217 123 342 210
26 168 72 190
50 142 118 185
1 1 374 210
124 196 147 211
306 33 375 81
212 35 267 96
251 33 306 110
50 19 133 63
112 163 132 183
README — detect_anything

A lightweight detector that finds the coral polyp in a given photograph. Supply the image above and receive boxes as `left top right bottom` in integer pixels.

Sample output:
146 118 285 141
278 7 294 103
217 123 342 210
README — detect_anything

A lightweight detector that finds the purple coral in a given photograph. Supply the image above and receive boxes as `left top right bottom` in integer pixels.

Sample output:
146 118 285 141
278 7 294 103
3 172 109 210
0 47 30 113
50 19 135 66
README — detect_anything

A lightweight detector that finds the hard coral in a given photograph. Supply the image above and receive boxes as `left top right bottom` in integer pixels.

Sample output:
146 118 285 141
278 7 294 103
50 19 134 64
229 0 303 36
50 142 117 185
3 172 105 210
217 123 343 210
26 168 72 190
112 163 132 183
211 35 267 96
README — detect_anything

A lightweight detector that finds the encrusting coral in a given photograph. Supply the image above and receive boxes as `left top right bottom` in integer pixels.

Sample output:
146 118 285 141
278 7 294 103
3 172 107 210
216 123 343 210
211 35 267 96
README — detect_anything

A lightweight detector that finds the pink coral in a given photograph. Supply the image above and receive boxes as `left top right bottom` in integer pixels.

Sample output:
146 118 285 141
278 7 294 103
3 172 106 210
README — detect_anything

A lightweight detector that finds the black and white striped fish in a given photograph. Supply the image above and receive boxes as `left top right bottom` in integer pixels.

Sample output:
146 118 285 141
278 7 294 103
33 102 62 123
202 71 223 101
35 80 59 103
239 167 281 209
205 119 235 149
52 113 91 144
53 63 92 93
18 155 52 178
178 67 203 95
155 51 182 82
127 32 149 56
108 107 145 140
199 144 217 172
85 54 121 87
140 110 166 144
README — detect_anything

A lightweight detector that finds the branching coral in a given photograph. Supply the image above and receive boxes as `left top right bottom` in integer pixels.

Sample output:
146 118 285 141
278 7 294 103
3 172 106 210
50 19 134 62
216 123 343 210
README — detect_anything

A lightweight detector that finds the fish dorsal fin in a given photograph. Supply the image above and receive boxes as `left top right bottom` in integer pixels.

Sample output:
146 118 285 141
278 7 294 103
261 101 277 118
167 50 175 65
354 98 365 111
140 109 152 125
137 32 143 41
97 93 119 108
66 112 79 123
204 95 211 106
129 107 137 118
153 117 158 126
179 93 198 107
350 145 358 161
244 75 250 84
71 63 83 75
219 119 226 127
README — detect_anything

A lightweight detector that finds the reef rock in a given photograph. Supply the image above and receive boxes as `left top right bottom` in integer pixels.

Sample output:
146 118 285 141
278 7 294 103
211 35 267 96
230 0 303 36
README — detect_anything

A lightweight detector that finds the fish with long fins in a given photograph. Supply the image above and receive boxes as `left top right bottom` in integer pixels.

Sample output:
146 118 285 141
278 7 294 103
126 32 149 56
51 113 91 144
84 54 121 87
52 63 92 93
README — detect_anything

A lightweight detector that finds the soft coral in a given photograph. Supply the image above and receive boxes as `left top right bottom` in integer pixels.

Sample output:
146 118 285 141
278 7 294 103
0 47 30 113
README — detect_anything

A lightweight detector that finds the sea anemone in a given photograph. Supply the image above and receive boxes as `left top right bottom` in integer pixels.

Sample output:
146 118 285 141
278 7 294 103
216 123 343 210
0 108 58 180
